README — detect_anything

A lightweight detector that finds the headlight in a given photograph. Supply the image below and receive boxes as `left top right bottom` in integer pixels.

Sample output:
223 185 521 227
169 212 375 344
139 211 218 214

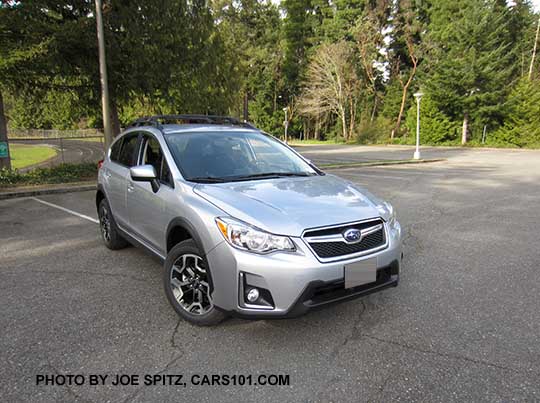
215 217 295 254
377 201 396 225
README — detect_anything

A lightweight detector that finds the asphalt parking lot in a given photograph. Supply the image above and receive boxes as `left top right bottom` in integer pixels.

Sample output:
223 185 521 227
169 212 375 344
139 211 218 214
1 146 539 402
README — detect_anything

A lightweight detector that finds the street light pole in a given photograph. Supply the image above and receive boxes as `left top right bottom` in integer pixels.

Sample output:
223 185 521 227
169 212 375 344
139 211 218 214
95 0 113 149
413 92 423 160
283 107 289 143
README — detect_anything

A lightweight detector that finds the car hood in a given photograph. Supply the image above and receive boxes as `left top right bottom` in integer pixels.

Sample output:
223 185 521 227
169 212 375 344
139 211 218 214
193 174 383 236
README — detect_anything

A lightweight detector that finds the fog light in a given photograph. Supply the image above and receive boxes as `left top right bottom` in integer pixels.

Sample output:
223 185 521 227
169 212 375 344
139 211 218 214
246 288 260 303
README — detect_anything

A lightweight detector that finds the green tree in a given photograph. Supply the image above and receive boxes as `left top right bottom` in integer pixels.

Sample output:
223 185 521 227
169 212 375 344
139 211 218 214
492 78 540 147
282 0 313 98
405 95 460 144
212 0 284 133
1 1 236 133
423 0 517 144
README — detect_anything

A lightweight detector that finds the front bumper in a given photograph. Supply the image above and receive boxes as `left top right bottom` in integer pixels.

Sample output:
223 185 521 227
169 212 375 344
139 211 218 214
205 221 402 318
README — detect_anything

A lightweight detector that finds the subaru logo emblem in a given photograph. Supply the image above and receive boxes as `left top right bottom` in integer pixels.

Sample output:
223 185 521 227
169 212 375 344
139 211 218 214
343 228 362 244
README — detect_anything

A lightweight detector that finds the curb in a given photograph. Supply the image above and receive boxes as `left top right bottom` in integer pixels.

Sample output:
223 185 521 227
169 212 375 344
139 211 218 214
321 158 445 170
0 183 96 200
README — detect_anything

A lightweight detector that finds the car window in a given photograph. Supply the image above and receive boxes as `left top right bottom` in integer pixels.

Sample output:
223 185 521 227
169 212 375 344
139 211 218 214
110 138 123 162
141 136 173 187
247 137 295 168
164 131 316 181
118 135 139 167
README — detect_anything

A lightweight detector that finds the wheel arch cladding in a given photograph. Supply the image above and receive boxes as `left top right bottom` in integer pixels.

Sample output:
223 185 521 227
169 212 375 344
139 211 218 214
166 217 206 254
96 186 106 209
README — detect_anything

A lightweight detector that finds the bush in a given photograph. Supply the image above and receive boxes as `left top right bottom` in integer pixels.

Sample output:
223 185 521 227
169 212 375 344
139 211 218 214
354 117 394 144
0 163 97 188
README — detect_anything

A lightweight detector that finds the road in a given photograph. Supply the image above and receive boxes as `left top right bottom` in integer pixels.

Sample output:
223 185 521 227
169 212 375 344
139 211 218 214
11 139 104 170
293 143 518 164
1 146 539 402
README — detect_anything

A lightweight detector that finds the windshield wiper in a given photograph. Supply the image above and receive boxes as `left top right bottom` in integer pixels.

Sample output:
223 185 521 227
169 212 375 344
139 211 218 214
187 176 227 183
228 172 314 181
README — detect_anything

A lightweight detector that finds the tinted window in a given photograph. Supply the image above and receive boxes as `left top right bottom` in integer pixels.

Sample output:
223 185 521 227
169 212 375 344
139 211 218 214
142 136 173 186
110 139 123 162
164 131 317 181
118 135 139 167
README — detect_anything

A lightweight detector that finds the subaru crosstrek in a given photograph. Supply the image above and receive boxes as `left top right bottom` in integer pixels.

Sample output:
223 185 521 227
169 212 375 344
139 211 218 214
96 115 402 326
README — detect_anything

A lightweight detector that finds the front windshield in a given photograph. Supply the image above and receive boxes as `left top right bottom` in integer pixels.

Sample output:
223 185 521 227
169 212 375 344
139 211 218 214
164 131 319 182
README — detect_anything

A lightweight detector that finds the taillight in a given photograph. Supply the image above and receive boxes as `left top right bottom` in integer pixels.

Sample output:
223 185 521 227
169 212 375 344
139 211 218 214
97 159 104 169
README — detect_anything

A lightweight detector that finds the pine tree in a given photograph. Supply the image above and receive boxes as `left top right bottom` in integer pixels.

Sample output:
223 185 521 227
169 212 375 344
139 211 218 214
493 78 540 147
213 0 284 131
283 0 313 98
423 0 517 143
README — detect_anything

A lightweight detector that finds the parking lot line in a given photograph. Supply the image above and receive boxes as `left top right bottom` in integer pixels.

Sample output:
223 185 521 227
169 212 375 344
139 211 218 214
31 196 99 224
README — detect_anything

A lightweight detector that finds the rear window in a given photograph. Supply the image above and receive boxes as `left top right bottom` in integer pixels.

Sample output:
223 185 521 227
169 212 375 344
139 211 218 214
110 139 123 162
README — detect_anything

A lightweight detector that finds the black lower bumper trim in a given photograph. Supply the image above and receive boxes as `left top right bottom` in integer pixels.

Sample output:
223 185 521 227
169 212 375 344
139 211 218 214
220 260 400 320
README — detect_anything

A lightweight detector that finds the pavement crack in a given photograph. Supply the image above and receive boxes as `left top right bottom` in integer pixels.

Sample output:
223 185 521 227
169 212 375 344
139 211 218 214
170 319 182 350
314 301 367 402
358 334 533 375
329 300 367 360
118 320 184 403
118 354 184 403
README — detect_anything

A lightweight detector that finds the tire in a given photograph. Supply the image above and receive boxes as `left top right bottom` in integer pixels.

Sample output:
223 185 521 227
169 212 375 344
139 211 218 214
98 198 129 250
163 239 226 326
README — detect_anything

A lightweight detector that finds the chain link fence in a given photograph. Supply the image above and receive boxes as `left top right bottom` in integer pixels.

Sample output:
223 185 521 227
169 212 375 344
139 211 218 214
8 128 105 139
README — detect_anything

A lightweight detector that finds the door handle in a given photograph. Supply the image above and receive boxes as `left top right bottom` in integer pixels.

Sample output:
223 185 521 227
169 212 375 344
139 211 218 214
104 170 112 179
127 182 135 192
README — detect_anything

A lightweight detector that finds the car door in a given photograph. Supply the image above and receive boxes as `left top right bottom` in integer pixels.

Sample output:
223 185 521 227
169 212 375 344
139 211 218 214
105 133 140 227
127 132 174 253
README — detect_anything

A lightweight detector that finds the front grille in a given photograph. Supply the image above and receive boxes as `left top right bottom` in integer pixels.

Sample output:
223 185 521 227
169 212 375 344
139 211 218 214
304 218 386 260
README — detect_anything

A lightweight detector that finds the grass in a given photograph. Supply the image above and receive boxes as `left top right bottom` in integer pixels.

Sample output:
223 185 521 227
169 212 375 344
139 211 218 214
0 163 97 188
9 144 57 169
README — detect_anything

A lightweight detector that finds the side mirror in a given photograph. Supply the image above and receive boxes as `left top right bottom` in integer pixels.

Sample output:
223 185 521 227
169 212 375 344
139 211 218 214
130 165 160 192
130 164 157 181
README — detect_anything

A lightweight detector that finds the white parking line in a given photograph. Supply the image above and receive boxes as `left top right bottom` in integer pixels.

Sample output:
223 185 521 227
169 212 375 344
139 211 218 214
31 197 99 224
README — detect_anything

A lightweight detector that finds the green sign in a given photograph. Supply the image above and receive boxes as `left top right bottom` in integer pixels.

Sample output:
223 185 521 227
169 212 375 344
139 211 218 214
0 142 8 158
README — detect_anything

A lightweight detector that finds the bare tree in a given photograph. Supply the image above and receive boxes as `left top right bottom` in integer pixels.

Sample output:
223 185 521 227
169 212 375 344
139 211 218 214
353 2 390 124
391 0 423 139
529 15 540 81
298 42 360 141
355 16 379 95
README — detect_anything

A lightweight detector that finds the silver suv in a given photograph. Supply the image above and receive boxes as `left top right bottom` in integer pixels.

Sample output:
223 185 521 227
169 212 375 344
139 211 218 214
96 115 402 326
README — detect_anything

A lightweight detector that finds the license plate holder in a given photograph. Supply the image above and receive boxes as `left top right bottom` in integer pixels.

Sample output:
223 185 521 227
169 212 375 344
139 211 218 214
344 257 377 288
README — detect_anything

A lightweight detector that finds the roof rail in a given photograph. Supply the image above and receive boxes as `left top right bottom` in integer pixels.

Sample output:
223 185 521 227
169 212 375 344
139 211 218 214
127 114 257 130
